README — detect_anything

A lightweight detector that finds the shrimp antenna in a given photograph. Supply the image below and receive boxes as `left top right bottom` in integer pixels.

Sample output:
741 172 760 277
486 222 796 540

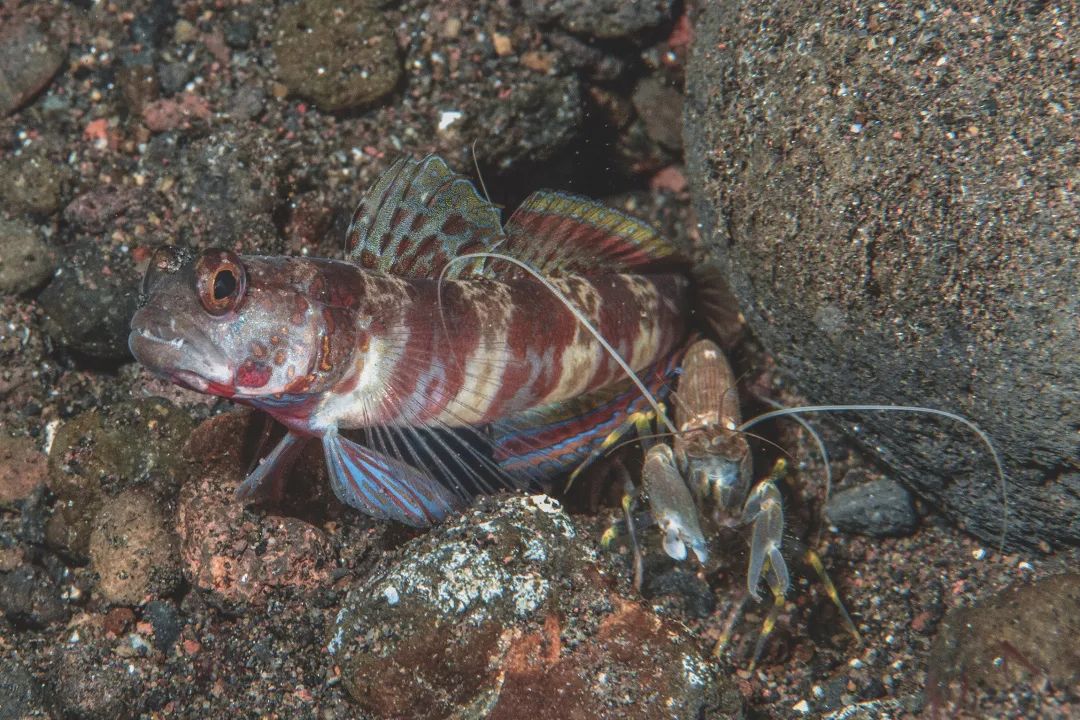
469 139 494 206
737 404 1009 550
754 395 834 504
439 252 678 437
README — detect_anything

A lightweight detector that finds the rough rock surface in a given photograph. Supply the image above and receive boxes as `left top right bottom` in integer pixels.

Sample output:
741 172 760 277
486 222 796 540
522 0 674 40
0 219 55 296
0 146 69 216
329 494 739 720
826 473 919 538
0 436 48 506
38 240 140 359
46 398 193 560
684 1 1078 549
0 564 69 629
927 573 1080 704
0 655 46 718
272 0 401 112
88 488 181 605
177 411 334 603
0 7 68 116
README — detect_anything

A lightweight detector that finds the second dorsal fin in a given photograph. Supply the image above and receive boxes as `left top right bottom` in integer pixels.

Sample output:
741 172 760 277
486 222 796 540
345 156 505 279
501 190 686 276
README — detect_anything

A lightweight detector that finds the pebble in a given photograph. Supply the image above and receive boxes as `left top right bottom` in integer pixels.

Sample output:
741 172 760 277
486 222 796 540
157 60 194 96
522 0 675 40
0 435 48 506
62 187 140 233
226 82 266 121
466 74 583 170
632 75 684 152
143 600 183 653
129 0 175 48
0 564 69 628
927 573 1080 697
89 489 181 606
37 240 139 359
272 0 401 111
825 474 918 538
0 147 70 216
0 656 46 718
329 493 735 719
0 9 67 116
0 218 55 296
45 398 194 560
177 411 334 603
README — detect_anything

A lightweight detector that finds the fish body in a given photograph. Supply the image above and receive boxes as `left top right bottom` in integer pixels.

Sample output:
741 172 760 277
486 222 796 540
130 156 692 526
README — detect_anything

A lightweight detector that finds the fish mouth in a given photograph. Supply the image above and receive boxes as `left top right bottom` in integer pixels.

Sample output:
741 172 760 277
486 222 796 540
129 307 232 392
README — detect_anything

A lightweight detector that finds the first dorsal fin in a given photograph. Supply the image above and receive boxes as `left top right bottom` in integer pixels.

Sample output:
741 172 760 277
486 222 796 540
345 155 505 279
500 190 686 277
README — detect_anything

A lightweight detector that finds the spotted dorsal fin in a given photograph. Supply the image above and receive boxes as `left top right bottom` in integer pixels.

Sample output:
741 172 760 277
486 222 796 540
499 190 686 277
345 156 505 279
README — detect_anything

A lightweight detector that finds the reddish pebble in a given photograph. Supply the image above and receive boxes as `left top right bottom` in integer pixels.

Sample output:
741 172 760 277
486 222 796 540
103 607 135 636
0 436 47 505
83 118 108 141
650 165 688 194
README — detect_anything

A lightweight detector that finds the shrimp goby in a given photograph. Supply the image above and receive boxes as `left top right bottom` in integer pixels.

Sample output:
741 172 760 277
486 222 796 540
131 155 695 528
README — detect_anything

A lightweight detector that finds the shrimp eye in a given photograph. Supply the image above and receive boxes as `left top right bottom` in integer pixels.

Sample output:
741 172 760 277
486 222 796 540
195 249 246 316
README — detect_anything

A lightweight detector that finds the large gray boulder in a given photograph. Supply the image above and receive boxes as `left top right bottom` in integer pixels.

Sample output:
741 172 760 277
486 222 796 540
685 2 1077 549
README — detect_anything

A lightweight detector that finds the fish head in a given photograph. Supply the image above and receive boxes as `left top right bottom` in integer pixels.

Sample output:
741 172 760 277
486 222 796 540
130 246 357 401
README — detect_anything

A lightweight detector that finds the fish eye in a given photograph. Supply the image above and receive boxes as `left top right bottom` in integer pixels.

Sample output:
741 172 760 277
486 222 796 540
195 249 247 316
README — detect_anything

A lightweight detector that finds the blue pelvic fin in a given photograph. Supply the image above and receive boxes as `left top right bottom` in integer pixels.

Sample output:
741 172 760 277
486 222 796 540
322 432 463 527
235 431 309 501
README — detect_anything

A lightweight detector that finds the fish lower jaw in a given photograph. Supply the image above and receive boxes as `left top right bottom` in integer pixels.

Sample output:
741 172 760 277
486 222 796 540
129 330 234 394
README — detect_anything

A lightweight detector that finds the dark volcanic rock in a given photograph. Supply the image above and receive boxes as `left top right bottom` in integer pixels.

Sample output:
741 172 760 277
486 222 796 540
826 473 918 538
460 75 583 171
329 494 737 720
0 564 68 629
272 0 401 112
927 573 1080 701
684 2 1079 549
170 126 284 252
0 219 55 296
38 241 139 359
0 8 67 116
0 656 46 718
523 0 675 40
143 600 182 653
46 398 193 560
